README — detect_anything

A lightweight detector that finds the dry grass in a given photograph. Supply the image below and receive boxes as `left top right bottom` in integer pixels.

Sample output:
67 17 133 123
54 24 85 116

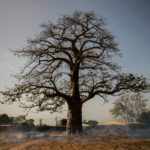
0 132 150 150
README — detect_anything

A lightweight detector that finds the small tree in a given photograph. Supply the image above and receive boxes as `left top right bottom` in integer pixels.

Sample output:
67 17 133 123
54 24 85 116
84 120 99 126
25 119 35 126
0 114 14 124
15 115 26 125
60 118 67 127
111 93 148 126
2 11 148 134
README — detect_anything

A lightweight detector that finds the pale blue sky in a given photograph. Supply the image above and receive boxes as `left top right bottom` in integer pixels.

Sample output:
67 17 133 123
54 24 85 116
0 0 150 124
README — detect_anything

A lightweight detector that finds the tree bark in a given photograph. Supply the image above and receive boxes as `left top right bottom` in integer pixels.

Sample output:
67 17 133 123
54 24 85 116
66 101 82 135
66 62 82 135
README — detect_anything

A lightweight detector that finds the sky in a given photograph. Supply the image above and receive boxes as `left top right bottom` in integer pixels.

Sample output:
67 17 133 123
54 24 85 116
0 0 150 125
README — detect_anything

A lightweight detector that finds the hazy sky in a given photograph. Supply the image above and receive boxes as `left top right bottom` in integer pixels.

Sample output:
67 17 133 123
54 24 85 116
0 0 150 124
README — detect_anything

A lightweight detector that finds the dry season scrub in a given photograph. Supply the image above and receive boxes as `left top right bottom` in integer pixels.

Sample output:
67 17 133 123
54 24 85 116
0 132 150 150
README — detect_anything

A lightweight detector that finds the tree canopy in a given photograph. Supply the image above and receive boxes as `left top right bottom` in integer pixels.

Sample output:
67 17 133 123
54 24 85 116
111 93 148 125
0 114 14 125
1 11 149 134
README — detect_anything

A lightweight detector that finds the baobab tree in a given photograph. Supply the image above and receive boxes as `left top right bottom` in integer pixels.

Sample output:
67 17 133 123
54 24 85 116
2 11 148 134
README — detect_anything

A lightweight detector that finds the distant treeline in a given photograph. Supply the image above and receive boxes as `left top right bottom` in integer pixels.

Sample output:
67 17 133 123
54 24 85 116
0 113 66 132
0 114 34 126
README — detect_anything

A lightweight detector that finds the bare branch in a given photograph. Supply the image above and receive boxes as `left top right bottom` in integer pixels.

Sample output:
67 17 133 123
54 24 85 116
2 11 149 116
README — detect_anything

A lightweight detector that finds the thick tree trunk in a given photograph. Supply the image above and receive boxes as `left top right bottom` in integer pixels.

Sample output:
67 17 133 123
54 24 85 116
66 62 82 135
66 101 82 135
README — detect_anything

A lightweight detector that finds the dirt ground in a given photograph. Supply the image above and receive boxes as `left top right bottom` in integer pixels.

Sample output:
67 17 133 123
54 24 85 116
0 132 150 150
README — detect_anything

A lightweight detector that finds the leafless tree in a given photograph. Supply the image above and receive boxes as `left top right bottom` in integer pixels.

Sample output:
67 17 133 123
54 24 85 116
1 11 149 134
111 93 148 126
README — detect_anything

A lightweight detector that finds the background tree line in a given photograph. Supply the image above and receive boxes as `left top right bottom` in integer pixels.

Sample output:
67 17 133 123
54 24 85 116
0 114 34 127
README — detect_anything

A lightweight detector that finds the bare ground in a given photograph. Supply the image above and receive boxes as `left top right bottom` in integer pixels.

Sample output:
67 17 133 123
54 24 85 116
0 132 150 150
